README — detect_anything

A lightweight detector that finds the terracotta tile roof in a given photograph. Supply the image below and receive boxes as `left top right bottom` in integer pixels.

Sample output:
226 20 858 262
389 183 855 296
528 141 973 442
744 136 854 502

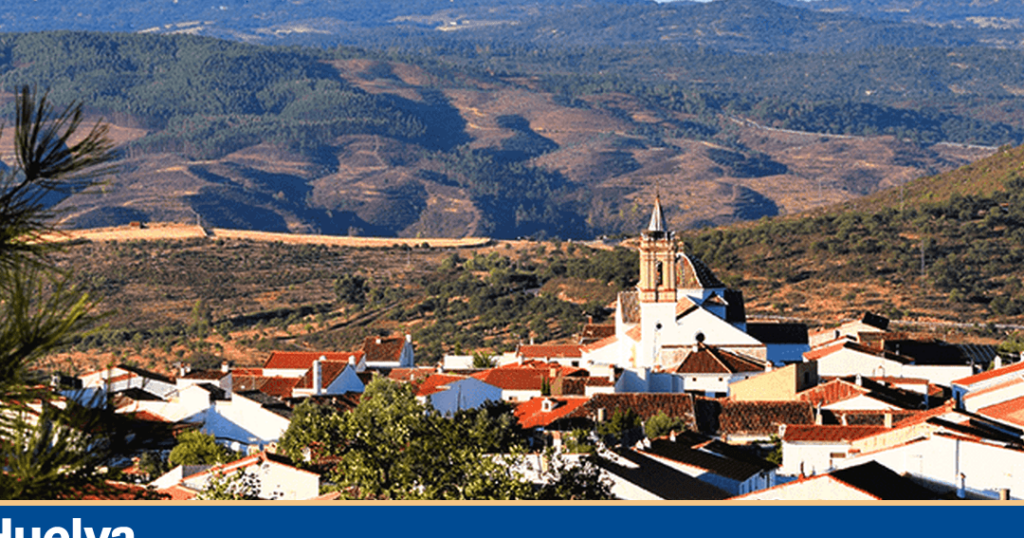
388 368 436 383
821 409 920 426
581 334 618 353
696 398 814 437
803 340 912 364
499 361 588 377
517 344 583 359
781 424 888 443
415 374 468 397
232 374 269 392
662 344 764 375
130 410 172 422
180 369 228 380
156 484 197 501
618 290 640 324
675 297 701 318
514 397 591 429
257 377 301 399
264 351 364 370
953 361 1024 387
471 369 548 391
573 393 696 427
746 322 809 344
295 361 351 390
798 379 868 407
977 395 1024 427
625 325 642 342
231 368 263 376
679 253 724 289
559 377 587 396
362 336 406 363
183 451 319 483
579 323 615 343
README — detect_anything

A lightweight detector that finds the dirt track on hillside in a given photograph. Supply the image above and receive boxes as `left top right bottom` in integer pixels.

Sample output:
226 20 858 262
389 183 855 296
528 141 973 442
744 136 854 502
38 223 491 248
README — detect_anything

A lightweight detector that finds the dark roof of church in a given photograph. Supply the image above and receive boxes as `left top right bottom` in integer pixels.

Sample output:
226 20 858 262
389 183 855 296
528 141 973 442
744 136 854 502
679 253 724 289
746 322 808 344
619 290 641 324
724 289 746 323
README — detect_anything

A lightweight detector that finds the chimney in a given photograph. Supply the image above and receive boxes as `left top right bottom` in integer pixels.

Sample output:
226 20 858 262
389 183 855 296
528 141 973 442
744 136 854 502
669 430 676 443
814 403 823 425
376 337 382 345
405 333 412 343
884 412 893 428
550 366 558 379
855 373 863 386
597 408 606 423
348 354 355 366
530 337 535 345
221 360 230 373
608 368 616 383
313 356 325 395
999 488 1010 501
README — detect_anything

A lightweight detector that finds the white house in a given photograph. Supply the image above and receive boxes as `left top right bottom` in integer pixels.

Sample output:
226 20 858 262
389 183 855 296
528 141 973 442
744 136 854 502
415 374 502 415
656 344 765 397
159 451 321 500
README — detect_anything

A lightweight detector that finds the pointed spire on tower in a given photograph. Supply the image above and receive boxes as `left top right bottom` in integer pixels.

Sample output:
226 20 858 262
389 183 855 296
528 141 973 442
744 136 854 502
643 192 668 239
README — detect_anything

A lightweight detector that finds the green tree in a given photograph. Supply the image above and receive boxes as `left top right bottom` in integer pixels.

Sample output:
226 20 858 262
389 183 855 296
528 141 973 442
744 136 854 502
168 430 233 466
471 351 494 368
277 399 346 466
195 469 261 500
644 410 685 439
0 86 120 499
597 407 642 447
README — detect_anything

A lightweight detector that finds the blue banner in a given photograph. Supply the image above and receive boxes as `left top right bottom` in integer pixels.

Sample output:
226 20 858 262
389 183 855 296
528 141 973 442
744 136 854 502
0 505 1013 538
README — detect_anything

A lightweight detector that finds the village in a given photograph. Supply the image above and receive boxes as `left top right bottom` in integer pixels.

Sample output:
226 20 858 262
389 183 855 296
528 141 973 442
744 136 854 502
53 198 1024 501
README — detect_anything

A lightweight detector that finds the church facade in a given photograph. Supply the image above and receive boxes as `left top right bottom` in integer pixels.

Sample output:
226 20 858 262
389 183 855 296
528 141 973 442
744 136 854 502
582 197 805 372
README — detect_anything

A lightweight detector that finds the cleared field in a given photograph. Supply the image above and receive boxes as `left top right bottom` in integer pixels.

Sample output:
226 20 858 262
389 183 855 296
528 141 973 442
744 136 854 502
38 222 491 248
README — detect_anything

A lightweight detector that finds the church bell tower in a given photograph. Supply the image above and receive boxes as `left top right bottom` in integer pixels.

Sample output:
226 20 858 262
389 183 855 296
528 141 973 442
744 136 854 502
637 194 678 304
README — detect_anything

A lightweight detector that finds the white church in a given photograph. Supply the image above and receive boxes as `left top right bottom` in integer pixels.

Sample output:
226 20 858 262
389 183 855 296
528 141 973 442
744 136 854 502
581 196 808 380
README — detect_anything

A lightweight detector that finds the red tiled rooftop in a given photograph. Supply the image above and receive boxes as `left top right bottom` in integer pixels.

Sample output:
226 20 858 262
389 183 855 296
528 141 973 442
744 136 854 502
265 351 364 370
157 484 197 501
180 370 228 380
782 424 888 443
625 325 642 342
388 368 435 383
798 379 868 407
581 334 618 353
663 344 764 375
514 397 591 429
977 395 1024 427
295 361 352 390
130 410 171 422
415 374 468 397
952 361 1024 387
517 344 583 359
803 340 912 364
471 369 548 391
257 377 301 399
362 336 406 363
